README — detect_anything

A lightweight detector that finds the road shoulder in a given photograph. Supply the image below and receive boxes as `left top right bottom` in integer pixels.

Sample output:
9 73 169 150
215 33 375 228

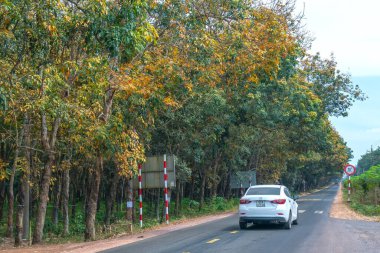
0 212 235 253
329 184 380 222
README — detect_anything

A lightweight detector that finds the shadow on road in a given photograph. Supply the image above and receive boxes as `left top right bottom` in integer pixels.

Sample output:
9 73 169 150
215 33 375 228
243 223 285 230
222 223 286 231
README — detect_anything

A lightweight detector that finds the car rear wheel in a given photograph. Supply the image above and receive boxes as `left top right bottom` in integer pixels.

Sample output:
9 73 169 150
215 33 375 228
239 221 248 229
284 211 292 229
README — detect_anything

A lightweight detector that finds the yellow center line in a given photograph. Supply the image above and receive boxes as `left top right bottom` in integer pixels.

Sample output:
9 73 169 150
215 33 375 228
230 230 239 234
206 238 220 244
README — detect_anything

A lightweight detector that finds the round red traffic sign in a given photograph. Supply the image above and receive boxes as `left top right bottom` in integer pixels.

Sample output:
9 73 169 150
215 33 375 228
344 164 356 176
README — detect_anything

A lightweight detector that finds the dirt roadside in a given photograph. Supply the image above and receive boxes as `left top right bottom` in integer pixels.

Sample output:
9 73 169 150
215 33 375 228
1 184 378 253
0 212 235 253
329 184 380 222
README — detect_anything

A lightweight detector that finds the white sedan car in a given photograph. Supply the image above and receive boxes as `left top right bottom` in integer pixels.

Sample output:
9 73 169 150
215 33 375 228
239 185 298 229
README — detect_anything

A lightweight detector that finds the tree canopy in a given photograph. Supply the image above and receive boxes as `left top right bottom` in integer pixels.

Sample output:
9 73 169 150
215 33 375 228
0 0 364 245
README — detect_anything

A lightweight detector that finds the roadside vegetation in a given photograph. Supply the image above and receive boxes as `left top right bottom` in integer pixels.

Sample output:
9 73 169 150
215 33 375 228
343 148 380 216
0 0 364 246
0 196 238 245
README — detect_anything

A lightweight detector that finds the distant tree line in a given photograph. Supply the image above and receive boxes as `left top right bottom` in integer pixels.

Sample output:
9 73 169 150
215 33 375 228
357 146 380 174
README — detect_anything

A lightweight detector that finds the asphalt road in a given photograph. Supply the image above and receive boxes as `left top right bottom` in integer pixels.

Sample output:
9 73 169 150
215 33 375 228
102 185 380 253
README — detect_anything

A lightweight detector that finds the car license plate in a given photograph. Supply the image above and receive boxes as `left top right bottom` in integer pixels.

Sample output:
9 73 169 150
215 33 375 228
256 200 265 207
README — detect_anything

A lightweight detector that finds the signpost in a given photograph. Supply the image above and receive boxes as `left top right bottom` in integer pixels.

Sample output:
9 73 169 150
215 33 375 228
344 164 356 202
163 154 169 224
138 164 142 227
132 155 176 226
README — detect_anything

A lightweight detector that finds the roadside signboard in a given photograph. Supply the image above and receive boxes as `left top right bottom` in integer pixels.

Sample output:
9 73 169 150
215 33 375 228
132 155 176 189
230 170 256 189
344 164 356 176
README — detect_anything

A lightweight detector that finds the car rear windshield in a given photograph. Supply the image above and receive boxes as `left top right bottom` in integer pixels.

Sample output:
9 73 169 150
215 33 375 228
246 187 280 195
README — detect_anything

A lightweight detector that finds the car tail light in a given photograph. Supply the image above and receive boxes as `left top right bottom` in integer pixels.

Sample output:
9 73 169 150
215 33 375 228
240 199 251 204
271 199 286 204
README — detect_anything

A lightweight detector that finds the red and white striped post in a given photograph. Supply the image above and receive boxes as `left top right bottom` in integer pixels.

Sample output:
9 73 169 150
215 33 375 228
344 164 356 202
138 164 143 227
348 176 351 202
163 154 169 224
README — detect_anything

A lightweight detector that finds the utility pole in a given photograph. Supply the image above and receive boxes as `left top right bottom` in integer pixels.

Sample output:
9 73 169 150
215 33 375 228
371 145 374 171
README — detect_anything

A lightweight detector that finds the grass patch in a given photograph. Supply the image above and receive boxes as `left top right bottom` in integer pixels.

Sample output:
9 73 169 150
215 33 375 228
342 189 380 216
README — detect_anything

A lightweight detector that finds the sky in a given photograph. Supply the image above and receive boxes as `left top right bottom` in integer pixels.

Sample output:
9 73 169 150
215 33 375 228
295 0 380 165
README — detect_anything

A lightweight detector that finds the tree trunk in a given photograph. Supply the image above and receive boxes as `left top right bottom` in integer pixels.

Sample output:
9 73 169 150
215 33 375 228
155 188 160 221
29 140 37 220
52 173 62 226
84 155 103 241
132 189 135 223
180 183 184 213
125 177 133 221
189 176 194 200
0 181 6 222
71 188 77 220
175 181 180 216
7 126 23 238
6 149 19 237
14 175 25 247
15 115 31 245
199 170 207 210
32 155 54 244
225 170 232 199
22 177 30 241
105 169 120 226
211 165 218 198
117 178 125 212
97 179 102 212
23 116 31 240
62 169 70 236
211 154 221 198
33 114 60 244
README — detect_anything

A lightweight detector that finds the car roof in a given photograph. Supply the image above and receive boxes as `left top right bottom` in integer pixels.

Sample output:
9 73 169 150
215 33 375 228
249 185 283 188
